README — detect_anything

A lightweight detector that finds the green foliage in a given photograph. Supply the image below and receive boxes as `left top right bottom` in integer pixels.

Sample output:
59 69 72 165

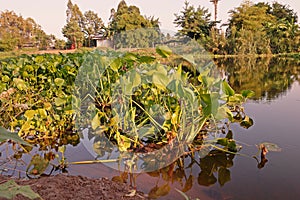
226 1 274 55
0 53 82 150
0 48 253 175
26 154 50 177
174 1 214 42
0 126 31 146
62 0 85 48
259 2 300 54
83 10 104 47
226 1 300 55
108 0 160 48
0 180 41 199
0 10 54 51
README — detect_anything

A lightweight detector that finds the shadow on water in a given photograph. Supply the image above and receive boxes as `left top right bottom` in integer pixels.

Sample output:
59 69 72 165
1 56 299 199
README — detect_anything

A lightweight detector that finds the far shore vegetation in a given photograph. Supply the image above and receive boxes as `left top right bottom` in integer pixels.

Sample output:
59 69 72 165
0 0 299 58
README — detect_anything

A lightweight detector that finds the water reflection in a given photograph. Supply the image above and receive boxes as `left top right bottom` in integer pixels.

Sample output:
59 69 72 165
105 148 236 199
216 57 300 101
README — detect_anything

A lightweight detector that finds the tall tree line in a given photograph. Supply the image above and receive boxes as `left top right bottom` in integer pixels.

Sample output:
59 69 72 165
175 0 300 55
62 0 160 49
0 10 65 51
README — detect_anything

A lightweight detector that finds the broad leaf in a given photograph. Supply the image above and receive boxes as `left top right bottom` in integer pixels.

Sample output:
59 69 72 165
222 81 235 96
153 72 169 90
55 97 67 106
0 180 41 199
26 154 49 176
13 78 27 91
240 116 254 129
54 78 65 87
92 113 101 130
0 126 30 146
156 46 172 58
24 110 36 120
110 58 122 72
241 90 255 98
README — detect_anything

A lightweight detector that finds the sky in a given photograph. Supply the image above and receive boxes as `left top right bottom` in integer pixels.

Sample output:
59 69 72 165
0 0 299 39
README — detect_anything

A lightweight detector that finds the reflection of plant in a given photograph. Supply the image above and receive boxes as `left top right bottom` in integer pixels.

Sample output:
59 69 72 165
144 142 237 199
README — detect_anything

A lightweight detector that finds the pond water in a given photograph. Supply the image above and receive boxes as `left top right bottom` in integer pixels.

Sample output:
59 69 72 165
62 57 300 199
1 57 299 199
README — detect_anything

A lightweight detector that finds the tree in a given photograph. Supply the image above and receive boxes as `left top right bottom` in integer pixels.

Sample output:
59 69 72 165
83 11 104 47
62 0 84 48
0 10 51 51
108 0 160 48
210 0 221 24
174 1 215 41
62 20 84 49
225 1 274 55
256 2 300 53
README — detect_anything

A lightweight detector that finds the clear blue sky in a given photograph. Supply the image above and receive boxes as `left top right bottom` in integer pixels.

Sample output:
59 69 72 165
0 0 299 39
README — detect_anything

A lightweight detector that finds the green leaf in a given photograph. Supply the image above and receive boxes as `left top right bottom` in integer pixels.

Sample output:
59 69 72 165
241 90 255 98
228 140 237 152
13 78 27 90
183 87 195 103
217 138 228 146
26 154 49 176
156 45 172 58
152 72 169 90
92 113 101 130
1 75 10 82
240 116 254 129
110 58 122 72
215 106 232 120
0 126 31 146
116 135 131 152
130 70 141 88
138 126 155 138
0 180 41 199
201 93 219 116
54 78 65 87
24 110 36 120
222 81 235 96
181 54 195 65
123 53 137 62
37 109 47 119
55 97 67 106
167 80 185 98
138 56 155 63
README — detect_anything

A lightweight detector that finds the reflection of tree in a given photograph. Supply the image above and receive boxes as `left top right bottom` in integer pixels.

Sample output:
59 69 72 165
216 57 300 101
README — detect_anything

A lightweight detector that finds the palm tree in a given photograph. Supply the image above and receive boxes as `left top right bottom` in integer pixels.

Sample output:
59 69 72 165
210 0 220 23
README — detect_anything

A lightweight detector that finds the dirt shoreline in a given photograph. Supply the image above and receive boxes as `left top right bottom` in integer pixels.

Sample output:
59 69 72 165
0 174 147 200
